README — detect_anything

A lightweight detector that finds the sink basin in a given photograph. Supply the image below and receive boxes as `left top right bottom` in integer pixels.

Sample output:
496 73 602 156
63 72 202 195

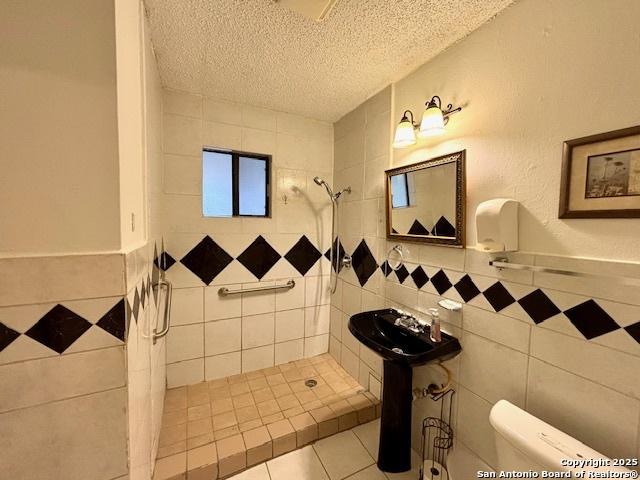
348 308 462 474
349 308 461 366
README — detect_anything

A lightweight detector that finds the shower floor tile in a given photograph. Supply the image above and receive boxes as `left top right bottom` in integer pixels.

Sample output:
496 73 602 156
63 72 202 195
154 353 381 480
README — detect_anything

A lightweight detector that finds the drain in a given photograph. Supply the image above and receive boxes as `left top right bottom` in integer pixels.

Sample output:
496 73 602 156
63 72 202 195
304 379 317 388
392 347 404 354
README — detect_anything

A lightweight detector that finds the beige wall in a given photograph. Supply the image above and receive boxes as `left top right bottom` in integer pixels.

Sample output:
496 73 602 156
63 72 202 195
0 0 122 255
393 0 640 262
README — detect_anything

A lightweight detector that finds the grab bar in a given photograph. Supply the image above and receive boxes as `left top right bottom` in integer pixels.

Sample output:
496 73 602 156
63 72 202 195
218 280 295 297
153 279 172 344
490 258 640 287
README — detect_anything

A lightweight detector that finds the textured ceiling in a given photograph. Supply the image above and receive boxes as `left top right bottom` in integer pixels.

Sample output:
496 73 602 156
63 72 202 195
145 0 514 121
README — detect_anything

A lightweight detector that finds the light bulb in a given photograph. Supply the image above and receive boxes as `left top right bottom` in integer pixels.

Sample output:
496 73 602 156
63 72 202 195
418 103 445 137
393 115 417 149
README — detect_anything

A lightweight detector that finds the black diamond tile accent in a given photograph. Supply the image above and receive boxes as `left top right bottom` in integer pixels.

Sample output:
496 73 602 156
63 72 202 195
152 244 160 280
140 279 147 308
624 322 640 344
454 274 481 302
181 236 234 284
518 289 561 324
237 235 281 280
408 220 430 235
25 305 91 354
126 298 133 326
155 251 176 271
431 270 453 295
483 282 516 312
152 244 160 303
0 322 20 352
96 299 126 341
391 228 398 234
395 264 410 284
432 216 456 237
284 235 322 276
380 261 391 277
351 240 379 287
564 300 620 340
410 266 429 289
325 239 346 273
132 289 141 323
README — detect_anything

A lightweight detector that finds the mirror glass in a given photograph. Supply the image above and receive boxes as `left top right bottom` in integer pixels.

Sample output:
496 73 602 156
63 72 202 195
386 151 465 247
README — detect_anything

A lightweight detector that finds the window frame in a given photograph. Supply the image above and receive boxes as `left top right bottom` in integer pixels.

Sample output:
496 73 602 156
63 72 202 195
202 148 272 218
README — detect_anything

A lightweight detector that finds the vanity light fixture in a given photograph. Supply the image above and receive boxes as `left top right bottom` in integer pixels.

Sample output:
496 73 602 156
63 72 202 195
392 95 462 148
392 110 418 148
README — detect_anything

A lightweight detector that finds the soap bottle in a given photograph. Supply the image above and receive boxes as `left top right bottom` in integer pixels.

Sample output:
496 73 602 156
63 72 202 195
428 308 441 343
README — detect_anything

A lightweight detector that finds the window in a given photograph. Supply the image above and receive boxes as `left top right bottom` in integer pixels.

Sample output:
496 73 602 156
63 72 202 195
203 149 270 217
391 173 412 208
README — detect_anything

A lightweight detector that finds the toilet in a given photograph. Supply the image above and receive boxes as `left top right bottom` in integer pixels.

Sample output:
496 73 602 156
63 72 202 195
429 400 633 479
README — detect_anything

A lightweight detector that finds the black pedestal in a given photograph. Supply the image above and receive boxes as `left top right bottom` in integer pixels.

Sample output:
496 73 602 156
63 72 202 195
377 360 413 473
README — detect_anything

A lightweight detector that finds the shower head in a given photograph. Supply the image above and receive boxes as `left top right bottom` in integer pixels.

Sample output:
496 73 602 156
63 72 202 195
313 176 335 199
314 176 351 201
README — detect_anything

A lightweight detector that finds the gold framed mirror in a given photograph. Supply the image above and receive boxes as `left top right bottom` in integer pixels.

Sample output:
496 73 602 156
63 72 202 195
385 150 466 247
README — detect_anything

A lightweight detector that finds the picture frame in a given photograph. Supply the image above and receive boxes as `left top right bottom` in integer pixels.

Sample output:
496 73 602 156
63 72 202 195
559 125 640 218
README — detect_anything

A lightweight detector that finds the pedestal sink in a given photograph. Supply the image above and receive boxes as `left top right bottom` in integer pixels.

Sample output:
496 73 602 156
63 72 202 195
348 308 462 473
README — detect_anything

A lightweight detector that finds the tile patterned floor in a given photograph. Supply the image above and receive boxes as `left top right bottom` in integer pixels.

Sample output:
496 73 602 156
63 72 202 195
227 419 423 480
154 354 382 480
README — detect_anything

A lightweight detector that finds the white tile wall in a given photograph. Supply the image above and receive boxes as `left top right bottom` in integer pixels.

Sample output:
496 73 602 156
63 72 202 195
242 312 276 348
204 351 241 381
275 309 305 342
205 317 241 355
166 274 337 384
274 339 305 364
0 251 138 480
0 388 129 480
161 89 335 386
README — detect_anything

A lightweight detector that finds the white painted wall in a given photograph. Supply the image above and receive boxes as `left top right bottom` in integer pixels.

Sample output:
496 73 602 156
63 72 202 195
393 0 640 262
126 5 166 480
115 0 147 251
0 0 121 255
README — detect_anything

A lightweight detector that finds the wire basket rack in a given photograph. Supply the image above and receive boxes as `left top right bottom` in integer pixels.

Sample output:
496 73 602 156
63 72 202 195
419 388 455 480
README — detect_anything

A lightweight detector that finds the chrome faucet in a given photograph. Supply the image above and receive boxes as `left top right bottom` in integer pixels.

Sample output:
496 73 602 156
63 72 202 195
394 310 425 334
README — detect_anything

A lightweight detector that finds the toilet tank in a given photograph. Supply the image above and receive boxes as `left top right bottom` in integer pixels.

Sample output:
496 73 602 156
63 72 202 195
489 400 632 475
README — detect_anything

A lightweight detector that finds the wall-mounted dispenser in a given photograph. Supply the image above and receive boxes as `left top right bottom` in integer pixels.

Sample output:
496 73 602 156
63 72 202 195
475 198 519 252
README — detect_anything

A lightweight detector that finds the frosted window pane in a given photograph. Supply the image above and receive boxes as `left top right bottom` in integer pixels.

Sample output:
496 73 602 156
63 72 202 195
239 156 267 216
203 151 233 217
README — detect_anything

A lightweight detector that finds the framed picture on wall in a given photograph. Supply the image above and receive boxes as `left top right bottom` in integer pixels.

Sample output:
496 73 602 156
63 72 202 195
559 125 640 218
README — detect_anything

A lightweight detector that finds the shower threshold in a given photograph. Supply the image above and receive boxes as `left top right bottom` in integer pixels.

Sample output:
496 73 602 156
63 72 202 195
154 354 381 480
